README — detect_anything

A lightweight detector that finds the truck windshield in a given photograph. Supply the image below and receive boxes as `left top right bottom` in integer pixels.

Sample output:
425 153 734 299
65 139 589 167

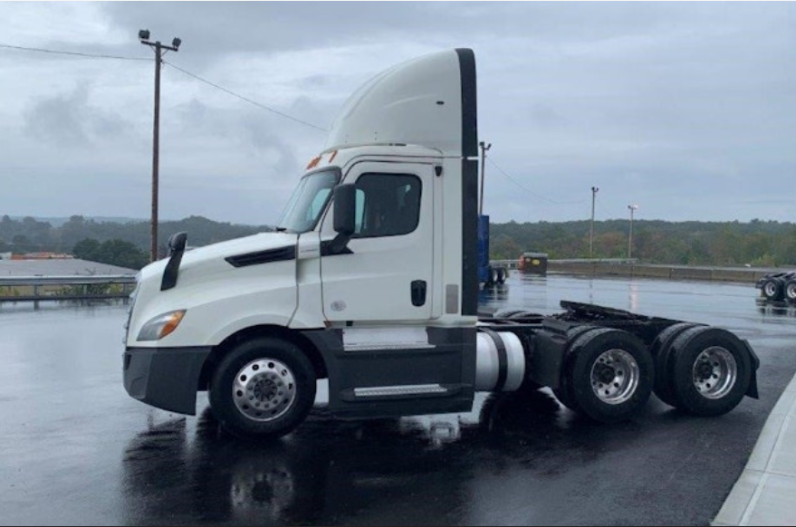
277 169 339 233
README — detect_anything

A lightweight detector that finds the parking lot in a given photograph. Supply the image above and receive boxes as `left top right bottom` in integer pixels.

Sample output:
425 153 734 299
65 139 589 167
1 275 795 525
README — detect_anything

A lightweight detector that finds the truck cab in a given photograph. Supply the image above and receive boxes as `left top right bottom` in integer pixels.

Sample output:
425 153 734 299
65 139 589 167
124 49 758 439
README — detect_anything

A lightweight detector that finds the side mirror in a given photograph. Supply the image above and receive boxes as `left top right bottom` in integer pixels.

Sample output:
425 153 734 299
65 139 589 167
333 184 356 236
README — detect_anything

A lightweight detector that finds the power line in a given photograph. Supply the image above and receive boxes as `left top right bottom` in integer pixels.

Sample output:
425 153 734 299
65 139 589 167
164 60 327 132
487 157 587 205
0 42 150 61
0 42 328 133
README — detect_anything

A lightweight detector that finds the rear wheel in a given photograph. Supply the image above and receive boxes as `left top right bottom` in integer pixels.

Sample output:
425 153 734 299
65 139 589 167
564 328 654 423
493 309 526 319
553 326 601 413
497 268 507 284
785 280 796 303
651 323 703 407
210 337 317 440
668 327 752 417
761 278 784 302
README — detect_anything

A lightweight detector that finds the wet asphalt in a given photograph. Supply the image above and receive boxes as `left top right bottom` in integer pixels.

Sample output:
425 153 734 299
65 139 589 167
1 275 795 526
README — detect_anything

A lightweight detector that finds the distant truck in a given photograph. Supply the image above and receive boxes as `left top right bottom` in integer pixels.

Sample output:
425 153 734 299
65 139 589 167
123 49 759 439
756 272 796 304
518 252 549 276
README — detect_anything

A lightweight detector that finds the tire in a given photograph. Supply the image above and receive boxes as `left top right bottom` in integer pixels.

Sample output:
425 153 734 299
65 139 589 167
490 268 499 286
564 328 654 423
668 327 753 417
494 309 526 319
761 278 784 302
497 268 507 285
508 311 542 322
785 280 796 304
553 326 602 413
209 337 317 440
651 323 703 407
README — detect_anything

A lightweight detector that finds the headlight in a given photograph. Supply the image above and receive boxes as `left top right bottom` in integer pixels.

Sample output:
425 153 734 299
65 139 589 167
137 310 187 341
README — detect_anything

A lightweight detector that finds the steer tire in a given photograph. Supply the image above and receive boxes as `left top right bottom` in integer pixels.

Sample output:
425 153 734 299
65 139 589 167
565 328 654 423
651 323 703 407
209 337 316 440
668 327 752 417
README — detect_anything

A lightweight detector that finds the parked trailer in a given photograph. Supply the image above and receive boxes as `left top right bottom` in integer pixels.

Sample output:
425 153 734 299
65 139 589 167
122 49 759 439
756 272 796 304
478 215 508 286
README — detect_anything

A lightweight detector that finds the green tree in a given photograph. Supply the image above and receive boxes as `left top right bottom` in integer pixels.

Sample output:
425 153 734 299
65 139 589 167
73 238 148 270
72 238 102 261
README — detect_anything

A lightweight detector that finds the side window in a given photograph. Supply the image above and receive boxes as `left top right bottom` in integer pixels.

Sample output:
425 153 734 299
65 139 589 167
353 174 422 238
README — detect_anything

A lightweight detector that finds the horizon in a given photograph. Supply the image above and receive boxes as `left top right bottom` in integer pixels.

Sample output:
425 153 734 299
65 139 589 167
7 214 796 228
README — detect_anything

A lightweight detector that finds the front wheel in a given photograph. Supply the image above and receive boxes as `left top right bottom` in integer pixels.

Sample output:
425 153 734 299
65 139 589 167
210 337 317 440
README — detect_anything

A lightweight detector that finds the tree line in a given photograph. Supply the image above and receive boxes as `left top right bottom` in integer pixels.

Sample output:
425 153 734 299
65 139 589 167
0 215 271 270
2 214 796 269
490 219 796 267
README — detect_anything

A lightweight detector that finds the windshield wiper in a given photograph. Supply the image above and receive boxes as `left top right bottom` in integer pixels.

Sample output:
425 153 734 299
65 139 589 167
275 227 288 232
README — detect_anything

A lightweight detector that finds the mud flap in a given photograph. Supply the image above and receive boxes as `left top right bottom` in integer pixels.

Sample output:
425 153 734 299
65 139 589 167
743 339 760 399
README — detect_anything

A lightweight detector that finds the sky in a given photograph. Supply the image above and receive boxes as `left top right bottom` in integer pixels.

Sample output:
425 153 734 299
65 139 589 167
0 2 795 226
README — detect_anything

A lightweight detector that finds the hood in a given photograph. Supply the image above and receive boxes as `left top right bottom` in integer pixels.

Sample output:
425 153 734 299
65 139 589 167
139 231 299 283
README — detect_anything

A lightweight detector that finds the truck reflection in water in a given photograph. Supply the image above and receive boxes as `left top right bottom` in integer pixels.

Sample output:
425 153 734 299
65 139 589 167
756 299 796 318
122 389 612 526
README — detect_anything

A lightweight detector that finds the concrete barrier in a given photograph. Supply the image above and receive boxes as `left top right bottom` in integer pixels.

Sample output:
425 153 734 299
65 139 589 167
548 261 773 284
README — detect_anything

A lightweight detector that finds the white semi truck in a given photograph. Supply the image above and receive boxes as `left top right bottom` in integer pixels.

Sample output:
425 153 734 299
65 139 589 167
124 49 759 439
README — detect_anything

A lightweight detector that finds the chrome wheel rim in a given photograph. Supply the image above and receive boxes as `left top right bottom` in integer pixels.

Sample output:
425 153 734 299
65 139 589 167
591 349 640 405
787 283 796 300
765 282 778 298
233 359 297 422
692 347 737 400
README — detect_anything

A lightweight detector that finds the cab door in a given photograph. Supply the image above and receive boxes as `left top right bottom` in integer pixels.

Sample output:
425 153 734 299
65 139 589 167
321 162 435 323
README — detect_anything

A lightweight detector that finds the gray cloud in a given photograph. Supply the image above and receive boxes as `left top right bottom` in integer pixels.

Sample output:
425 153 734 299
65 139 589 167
0 2 794 225
24 83 132 149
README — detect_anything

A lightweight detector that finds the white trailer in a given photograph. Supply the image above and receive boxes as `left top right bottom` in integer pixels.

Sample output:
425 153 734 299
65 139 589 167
123 49 759 439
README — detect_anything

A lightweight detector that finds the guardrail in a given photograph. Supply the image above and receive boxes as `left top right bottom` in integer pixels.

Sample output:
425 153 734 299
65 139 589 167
0 275 137 304
490 260 521 270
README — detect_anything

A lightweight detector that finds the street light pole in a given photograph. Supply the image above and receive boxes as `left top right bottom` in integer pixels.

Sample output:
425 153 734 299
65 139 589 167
628 204 639 260
590 186 599 258
478 141 491 216
139 30 181 262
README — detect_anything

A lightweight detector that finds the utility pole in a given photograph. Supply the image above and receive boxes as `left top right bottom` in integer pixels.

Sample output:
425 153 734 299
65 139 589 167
139 30 182 262
590 186 599 259
478 141 492 216
628 204 639 260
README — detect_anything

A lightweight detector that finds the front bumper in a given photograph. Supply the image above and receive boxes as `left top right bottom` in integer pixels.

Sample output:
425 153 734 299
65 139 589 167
124 346 212 415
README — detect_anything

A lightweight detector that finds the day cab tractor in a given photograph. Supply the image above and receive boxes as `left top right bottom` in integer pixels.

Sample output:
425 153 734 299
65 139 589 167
123 49 759 439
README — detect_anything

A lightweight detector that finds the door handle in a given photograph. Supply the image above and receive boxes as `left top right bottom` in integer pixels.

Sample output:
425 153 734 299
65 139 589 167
411 280 427 307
